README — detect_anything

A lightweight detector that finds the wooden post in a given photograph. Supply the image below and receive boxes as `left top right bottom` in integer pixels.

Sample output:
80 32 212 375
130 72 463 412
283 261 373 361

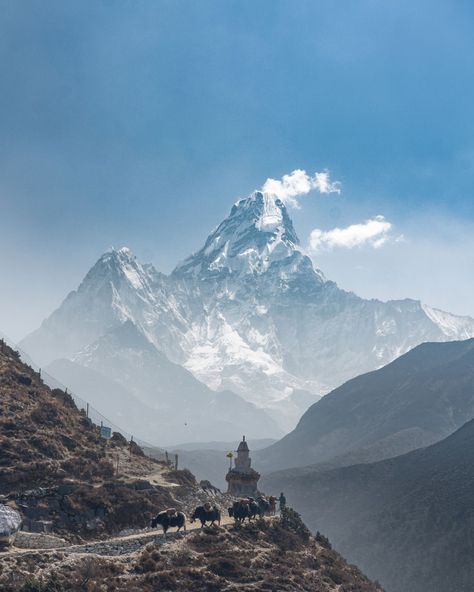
86 403 89 418
165 451 169 466
175 454 178 470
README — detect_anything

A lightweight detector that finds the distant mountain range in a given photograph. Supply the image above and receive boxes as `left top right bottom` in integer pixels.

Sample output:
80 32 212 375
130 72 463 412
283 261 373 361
20 191 474 438
262 417 474 592
46 321 281 446
257 338 474 472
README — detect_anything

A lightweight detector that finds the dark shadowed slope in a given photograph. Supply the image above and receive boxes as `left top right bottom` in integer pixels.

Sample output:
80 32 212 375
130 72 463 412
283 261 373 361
262 419 474 592
258 338 474 472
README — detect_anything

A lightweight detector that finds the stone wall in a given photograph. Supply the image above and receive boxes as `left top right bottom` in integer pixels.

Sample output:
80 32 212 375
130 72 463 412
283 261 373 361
14 531 68 549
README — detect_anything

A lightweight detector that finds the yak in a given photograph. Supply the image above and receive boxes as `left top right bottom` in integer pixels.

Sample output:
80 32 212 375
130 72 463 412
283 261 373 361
248 499 259 520
150 509 186 535
190 504 221 527
228 499 258 523
256 496 271 517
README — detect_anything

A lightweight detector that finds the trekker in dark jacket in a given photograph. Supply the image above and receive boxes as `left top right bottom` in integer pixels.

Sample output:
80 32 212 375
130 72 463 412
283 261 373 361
279 492 286 511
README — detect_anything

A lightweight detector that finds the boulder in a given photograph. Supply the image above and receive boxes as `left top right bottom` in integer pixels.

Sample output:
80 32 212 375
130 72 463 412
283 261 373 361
0 504 22 548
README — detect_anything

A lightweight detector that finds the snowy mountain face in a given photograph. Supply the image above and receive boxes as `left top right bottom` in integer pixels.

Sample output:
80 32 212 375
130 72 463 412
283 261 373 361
45 321 281 446
20 191 474 433
174 192 310 278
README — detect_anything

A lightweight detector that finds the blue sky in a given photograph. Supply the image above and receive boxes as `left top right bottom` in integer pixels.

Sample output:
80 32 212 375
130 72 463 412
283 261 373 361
1 0 474 339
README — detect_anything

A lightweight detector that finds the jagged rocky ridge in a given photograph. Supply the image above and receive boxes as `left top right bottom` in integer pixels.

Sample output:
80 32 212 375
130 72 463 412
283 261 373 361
21 191 474 434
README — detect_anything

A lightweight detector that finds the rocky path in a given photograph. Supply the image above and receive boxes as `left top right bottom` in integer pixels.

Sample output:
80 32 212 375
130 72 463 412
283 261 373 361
1 515 237 558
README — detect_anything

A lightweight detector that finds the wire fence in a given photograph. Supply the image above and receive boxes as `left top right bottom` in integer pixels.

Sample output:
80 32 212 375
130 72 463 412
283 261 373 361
0 330 177 467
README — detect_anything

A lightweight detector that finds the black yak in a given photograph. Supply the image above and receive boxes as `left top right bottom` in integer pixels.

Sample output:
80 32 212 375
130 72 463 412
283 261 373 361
150 509 186 535
256 496 271 517
190 504 221 527
228 499 258 523
248 499 259 520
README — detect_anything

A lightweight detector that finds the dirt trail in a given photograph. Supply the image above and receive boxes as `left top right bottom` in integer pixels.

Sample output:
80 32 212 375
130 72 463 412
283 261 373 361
1 515 243 558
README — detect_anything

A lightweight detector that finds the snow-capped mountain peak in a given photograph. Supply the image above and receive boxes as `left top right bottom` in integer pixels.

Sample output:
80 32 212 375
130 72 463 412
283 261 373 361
83 247 150 291
20 190 474 436
173 191 304 278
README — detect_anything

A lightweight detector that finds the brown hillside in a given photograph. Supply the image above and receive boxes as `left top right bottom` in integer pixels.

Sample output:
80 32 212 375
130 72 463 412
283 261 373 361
0 341 183 541
0 509 384 592
0 341 384 591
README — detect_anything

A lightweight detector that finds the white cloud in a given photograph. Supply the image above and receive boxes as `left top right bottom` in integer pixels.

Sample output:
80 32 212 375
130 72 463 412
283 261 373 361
261 169 341 208
309 215 393 252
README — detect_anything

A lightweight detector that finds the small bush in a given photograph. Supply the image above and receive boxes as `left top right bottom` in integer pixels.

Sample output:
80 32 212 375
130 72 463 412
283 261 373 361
30 404 59 426
315 531 332 549
17 574 63 592
164 469 195 486
110 432 128 447
129 441 145 457
280 507 311 542
51 389 76 410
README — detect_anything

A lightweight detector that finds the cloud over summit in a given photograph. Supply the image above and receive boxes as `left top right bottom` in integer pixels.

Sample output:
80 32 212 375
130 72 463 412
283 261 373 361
261 169 341 208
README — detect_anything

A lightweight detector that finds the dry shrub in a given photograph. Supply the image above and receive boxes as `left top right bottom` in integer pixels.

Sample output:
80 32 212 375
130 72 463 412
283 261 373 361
171 548 194 567
49 557 124 591
29 436 63 459
110 432 128 447
315 530 332 549
16 574 63 592
164 469 195 486
208 557 247 579
51 389 76 410
30 404 59 426
129 440 145 457
139 557 157 574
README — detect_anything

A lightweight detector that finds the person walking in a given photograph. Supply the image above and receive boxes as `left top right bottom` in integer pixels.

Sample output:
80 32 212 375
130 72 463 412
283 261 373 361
279 492 286 512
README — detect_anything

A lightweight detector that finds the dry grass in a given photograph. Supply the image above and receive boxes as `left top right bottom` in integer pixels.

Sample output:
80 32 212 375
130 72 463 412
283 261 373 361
0 513 384 592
